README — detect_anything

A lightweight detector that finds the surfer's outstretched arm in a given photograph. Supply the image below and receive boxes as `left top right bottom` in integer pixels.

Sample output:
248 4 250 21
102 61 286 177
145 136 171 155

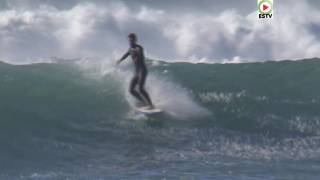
117 51 129 65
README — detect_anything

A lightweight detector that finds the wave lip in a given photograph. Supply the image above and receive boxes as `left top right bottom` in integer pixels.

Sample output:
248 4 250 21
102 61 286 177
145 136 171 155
0 58 320 134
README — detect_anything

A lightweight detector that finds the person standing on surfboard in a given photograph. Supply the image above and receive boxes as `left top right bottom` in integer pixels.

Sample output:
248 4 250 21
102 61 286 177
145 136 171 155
117 33 154 109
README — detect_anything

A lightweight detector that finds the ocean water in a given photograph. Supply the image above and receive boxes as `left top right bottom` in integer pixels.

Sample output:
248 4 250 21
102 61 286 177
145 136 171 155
0 58 320 179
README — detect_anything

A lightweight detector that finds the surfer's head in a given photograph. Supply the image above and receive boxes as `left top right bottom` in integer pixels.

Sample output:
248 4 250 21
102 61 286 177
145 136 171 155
128 33 137 46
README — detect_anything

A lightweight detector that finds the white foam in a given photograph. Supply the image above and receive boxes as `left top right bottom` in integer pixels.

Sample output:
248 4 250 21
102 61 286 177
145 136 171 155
145 74 210 119
76 58 211 120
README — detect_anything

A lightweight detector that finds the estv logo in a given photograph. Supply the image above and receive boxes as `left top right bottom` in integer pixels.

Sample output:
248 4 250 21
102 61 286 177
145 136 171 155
258 0 273 19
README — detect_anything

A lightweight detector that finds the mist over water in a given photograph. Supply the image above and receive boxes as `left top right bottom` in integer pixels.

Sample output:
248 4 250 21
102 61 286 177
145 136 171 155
0 58 320 179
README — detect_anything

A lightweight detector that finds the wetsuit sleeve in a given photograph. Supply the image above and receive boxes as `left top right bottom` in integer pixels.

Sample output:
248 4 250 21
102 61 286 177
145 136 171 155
118 49 130 64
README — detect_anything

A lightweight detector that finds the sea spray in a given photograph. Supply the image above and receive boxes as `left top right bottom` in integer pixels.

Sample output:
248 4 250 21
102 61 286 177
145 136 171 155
75 58 211 120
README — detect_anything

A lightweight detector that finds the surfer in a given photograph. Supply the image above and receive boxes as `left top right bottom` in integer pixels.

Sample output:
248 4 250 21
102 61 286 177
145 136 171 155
117 33 154 109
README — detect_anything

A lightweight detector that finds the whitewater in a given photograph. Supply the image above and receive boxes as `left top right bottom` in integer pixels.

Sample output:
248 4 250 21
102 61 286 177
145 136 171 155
0 58 320 180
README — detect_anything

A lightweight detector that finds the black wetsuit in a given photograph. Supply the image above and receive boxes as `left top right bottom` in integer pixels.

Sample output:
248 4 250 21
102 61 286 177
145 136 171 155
122 44 153 106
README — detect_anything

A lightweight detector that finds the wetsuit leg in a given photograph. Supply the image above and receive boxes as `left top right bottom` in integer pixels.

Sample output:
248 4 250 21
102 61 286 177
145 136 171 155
138 71 153 106
129 76 145 103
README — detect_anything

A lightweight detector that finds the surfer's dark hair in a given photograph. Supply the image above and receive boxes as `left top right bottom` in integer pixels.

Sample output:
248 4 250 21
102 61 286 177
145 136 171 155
128 33 137 41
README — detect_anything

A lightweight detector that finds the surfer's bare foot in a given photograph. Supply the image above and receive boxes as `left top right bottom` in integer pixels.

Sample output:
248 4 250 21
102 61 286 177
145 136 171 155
146 104 154 109
136 101 146 108
138 104 154 110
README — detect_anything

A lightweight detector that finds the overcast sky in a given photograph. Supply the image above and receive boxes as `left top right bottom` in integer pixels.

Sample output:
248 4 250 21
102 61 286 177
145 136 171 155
0 0 320 63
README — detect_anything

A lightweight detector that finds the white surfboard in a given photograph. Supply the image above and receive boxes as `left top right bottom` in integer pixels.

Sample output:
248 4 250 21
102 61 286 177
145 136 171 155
135 106 163 114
